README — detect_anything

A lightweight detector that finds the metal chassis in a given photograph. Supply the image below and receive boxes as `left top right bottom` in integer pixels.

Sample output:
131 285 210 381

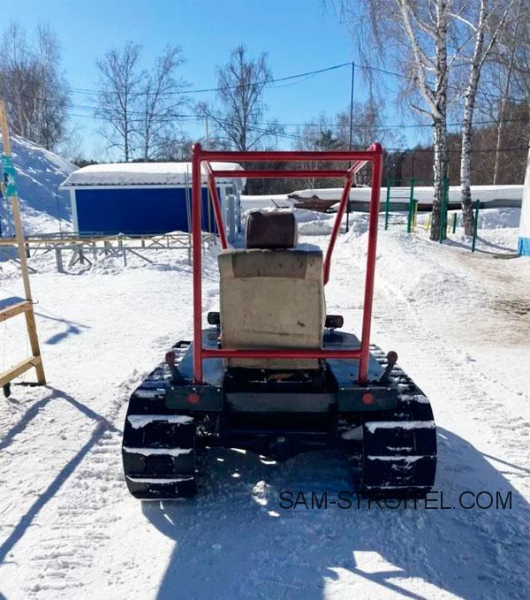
191 143 384 385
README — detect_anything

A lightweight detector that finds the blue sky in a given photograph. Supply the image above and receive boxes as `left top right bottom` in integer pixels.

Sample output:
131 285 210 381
4 0 421 158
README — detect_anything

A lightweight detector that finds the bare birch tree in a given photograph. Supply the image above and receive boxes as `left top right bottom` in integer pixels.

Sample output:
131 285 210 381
96 42 143 161
486 0 530 183
457 0 513 234
139 45 188 160
208 45 281 151
294 115 342 188
340 0 455 240
0 22 70 150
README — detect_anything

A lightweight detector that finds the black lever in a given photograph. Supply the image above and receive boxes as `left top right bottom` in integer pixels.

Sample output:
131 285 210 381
378 351 398 384
165 350 185 385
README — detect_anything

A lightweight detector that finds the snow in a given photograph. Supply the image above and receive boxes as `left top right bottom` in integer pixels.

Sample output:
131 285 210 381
366 455 424 463
364 421 436 433
125 476 194 484
127 414 194 429
0 134 76 236
1 199 529 599
241 193 294 210
123 447 193 457
62 161 245 187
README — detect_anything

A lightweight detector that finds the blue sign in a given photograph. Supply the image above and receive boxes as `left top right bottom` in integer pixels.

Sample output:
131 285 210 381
1 154 18 197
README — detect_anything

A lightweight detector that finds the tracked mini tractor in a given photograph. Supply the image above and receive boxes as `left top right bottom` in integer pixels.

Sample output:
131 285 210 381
122 144 437 500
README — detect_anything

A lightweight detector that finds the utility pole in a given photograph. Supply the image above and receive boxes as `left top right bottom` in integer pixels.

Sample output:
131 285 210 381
205 114 210 150
346 61 355 233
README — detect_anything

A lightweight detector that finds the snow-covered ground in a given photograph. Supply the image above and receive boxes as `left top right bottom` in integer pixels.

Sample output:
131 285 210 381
0 206 529 599
0 135 75 237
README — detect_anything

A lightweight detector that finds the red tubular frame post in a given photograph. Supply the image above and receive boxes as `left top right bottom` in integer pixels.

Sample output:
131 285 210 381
203 162 228 250
358 146 384 382
192 144 204 383
191 143 384 385
323 159 365 284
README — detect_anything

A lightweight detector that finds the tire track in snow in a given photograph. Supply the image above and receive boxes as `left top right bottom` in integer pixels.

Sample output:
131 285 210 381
371 269 530 466
18 377 134 598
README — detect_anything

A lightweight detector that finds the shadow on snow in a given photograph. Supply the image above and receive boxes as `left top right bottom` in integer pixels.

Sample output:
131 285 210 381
144 428 529 600
0 387 118 565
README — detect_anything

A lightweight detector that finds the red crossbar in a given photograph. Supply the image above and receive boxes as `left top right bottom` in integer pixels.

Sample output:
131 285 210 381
202 348 362 360
199 149 381 162
213 169 353 179
191 143 384 385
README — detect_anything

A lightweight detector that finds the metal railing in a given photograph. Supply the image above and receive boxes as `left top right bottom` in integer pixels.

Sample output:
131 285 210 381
0 230 217 272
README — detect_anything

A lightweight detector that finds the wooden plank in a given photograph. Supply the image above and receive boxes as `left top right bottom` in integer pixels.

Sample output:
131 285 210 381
0 356 41 387
0 300 31 322
24 307 46 384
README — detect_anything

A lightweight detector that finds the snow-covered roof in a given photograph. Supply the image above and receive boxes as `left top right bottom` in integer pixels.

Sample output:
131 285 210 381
289 185 524 204
61 161 245 187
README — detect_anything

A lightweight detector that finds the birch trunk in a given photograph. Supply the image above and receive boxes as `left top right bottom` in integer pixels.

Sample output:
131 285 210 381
461 0 512 235
430 0 449 241
460 67 482 235
460 3 487 235
433 118 448 237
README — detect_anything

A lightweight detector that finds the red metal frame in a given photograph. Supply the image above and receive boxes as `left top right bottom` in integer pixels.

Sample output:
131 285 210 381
191 143 384 385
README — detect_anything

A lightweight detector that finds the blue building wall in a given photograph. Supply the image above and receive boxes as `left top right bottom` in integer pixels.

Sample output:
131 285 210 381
74 186 220 235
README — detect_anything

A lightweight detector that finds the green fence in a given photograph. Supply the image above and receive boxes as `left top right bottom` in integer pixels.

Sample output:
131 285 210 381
384 177 451 241
384 177 418 233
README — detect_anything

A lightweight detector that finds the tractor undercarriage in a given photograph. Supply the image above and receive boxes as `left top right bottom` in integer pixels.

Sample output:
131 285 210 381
122 333 437 500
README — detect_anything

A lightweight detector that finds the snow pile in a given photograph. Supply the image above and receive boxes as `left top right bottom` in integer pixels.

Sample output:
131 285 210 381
0 134 76 235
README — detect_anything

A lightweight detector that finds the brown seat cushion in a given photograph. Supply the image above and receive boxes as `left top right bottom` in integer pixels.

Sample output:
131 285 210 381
246 211 298 249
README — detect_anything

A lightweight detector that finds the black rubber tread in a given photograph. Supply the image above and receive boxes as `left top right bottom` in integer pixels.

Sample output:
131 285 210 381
360 345 437 495
122 413 198 500
122 342 198 500
125 475 198 500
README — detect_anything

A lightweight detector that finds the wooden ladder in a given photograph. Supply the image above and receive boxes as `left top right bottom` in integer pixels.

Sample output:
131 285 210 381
0 99 46 394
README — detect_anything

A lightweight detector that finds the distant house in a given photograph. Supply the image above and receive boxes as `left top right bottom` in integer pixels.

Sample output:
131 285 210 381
60 162 244 242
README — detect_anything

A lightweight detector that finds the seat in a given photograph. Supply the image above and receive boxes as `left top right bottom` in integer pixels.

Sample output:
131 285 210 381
218 211 326 369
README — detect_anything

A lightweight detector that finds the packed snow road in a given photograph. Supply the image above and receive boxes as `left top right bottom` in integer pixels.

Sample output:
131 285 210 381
0 212 529 599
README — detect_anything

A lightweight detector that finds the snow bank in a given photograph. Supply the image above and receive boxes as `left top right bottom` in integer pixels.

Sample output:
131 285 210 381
0 134 76 235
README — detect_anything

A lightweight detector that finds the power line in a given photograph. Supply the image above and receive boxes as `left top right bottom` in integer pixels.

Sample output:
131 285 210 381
7 56 528 112
10 91 528 130
68 61 353 98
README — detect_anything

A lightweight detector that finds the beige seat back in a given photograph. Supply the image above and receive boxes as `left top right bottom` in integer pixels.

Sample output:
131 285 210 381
218 246 325 369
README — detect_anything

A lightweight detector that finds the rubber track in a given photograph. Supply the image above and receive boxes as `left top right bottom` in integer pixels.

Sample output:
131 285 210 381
360 345 437 495
122 343 198 500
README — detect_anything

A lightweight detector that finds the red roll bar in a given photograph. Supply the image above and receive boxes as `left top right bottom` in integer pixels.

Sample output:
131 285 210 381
191 143 384 385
